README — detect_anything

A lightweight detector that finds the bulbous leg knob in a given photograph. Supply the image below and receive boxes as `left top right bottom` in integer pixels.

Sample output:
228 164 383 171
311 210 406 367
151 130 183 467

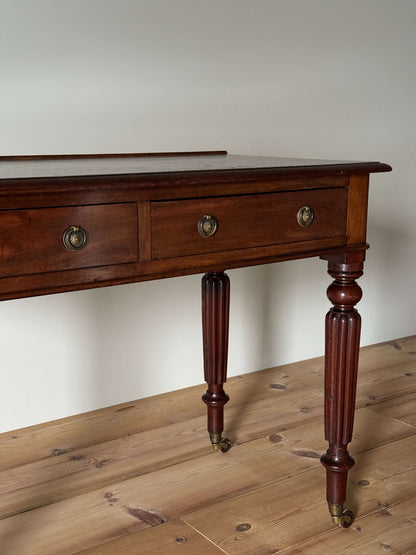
209 432 231 453
328 503 355 528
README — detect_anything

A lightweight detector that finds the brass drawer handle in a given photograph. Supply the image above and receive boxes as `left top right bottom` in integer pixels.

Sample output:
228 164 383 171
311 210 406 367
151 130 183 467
198 215 218 237
297 206 314 227
63 225 88 251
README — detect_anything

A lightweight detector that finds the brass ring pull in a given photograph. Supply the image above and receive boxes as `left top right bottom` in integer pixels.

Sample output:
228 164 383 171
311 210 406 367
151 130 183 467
297 206 314 227
62 225 88 251
198 215 218 237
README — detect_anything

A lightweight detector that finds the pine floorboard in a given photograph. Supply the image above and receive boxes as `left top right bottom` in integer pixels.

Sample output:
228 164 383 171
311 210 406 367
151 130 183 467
0 336 415 554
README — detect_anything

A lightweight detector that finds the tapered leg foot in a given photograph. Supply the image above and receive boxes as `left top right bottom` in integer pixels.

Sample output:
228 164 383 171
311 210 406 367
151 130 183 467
202 272 231 452
209 432 232 453
328 503 355 528
202 387 231 452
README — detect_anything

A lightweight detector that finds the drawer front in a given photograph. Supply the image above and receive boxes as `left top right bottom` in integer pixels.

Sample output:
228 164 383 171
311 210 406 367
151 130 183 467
151 188 347 259
0 203 138 277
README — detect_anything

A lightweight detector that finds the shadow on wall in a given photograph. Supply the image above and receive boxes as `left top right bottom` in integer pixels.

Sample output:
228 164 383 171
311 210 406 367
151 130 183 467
91 274 202 409
90 257 330 412
228 258 329 376
361 222 416 344
0 289 103 433
0 257 328 433
5 231 407 435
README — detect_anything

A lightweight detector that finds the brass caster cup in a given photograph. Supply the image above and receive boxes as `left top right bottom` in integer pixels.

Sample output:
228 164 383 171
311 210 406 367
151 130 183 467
328 504 354 528
209 433 231 453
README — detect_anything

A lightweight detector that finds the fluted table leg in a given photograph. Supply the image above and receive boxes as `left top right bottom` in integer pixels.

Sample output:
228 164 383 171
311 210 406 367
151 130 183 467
201 271 231 452
320 252 365 527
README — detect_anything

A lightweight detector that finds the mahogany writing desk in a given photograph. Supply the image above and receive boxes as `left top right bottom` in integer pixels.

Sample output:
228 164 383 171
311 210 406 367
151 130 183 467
0 151 391 527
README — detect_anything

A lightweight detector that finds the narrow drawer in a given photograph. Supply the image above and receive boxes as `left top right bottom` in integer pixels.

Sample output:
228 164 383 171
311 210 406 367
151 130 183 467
0 203 138 277
151 188 347 259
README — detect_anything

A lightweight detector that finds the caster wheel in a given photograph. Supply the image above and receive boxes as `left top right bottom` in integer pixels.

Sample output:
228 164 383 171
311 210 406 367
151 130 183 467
219 437 231 452
339 509 354 528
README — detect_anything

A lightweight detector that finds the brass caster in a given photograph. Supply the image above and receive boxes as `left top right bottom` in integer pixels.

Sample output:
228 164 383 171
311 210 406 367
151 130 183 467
339 509 354 528
209 433 231 453
219 437 231 452
328 504 354 528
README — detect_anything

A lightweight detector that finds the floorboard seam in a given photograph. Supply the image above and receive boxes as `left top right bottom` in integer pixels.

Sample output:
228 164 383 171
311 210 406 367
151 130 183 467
179 517 230 554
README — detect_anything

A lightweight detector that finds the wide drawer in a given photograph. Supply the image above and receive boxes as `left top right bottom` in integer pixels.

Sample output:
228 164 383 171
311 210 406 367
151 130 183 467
151 188 347 259
0 203 138 277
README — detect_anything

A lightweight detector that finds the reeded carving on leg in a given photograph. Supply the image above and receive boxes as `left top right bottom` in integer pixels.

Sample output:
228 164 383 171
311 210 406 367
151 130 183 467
320 252 365 527
201 271 231 452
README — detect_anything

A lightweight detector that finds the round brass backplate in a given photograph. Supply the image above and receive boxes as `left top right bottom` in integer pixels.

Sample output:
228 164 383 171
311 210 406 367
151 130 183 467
62 225 88 251
297 206 314 227
198 215 218 237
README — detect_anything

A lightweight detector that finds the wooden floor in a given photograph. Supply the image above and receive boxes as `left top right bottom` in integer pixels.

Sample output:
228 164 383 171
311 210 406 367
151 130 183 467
0 336 415 554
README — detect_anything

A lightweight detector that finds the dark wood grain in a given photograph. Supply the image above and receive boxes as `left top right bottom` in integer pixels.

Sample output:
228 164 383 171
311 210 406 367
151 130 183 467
151 188 347 260
0 150 228 161
0 152 391 181
346 174 370 246
0 175 349 210
0 236 348 301
138 201 151 262
0 203 138 277
0 151 392 525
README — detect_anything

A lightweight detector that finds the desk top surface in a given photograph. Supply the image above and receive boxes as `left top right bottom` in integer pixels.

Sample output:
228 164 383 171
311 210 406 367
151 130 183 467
0 151 391 181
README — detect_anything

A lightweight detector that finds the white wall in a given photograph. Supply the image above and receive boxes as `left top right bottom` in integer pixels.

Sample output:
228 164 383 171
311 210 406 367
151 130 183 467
0 0 415 433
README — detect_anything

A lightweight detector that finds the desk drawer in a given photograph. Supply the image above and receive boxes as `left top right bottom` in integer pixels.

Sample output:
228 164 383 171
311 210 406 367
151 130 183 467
0 203 138 277
151 188 347 259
